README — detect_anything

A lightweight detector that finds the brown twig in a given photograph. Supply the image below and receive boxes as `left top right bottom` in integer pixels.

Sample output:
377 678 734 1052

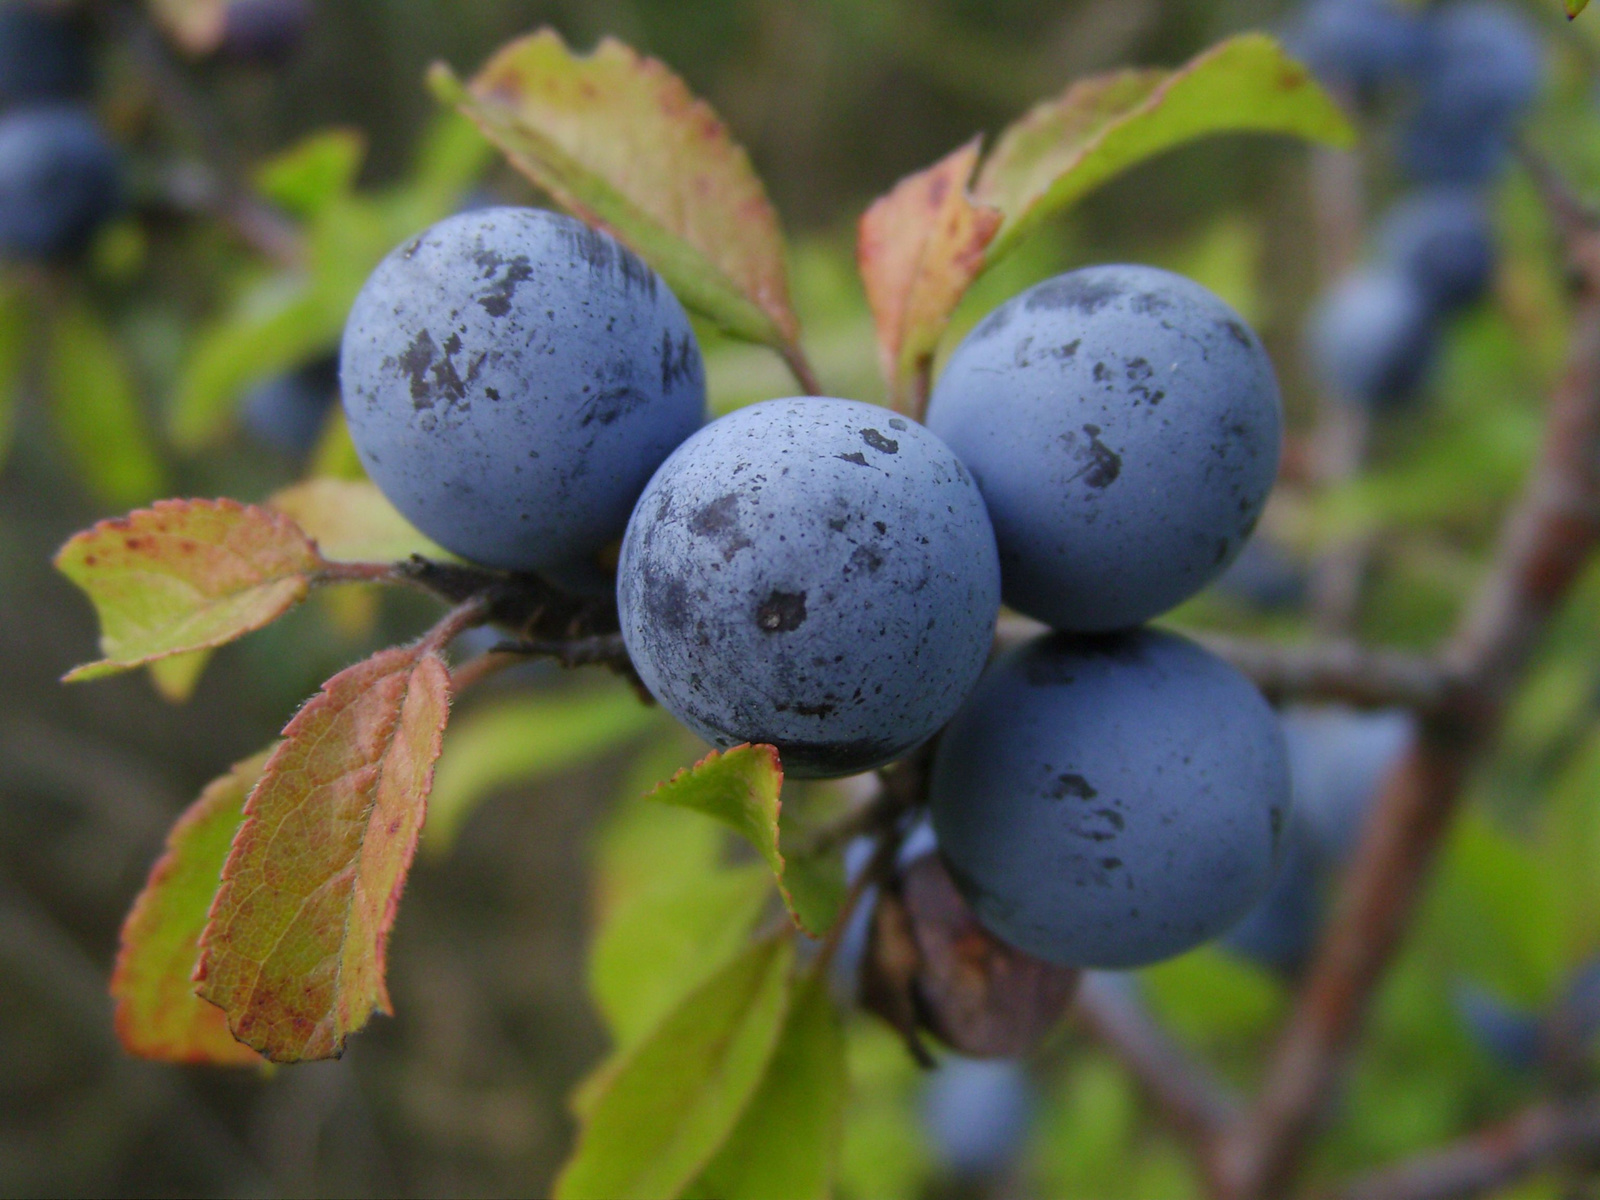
997 615 1451 712
448 650 521 694
1214 162 1600 1200
1075 971 1242 1171
1195 634 1456 713
1327 1095 1600 1200
1304 137 1375 635
490 632 630 669
419 597 492 655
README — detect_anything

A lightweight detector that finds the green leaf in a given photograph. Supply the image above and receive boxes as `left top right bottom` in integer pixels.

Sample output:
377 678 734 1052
1028 1053 1140 1196
56 498 324 682
856 33 1350 417
308 409 368 482
651 746 784 868
649 746 844 936
409 111 496 210
1543 727 1600 958
838 1020 933 1200
169 275 349 451
593 739 730 922
268 478 447 563
47 296 168 506
1425 806 1564 1007
425 685 664 854
591 863 773 1050
432 30 811 380
0 282 30 475
111 749 271 1066
779 826 848 940
147 648 212 704
688 968 846 1200
196 645 453 1061
255 129 368 219
973 34 1355 262
556 936 795 1200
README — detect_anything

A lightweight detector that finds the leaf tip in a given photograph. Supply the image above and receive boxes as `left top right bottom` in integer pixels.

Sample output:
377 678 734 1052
426 61 468 106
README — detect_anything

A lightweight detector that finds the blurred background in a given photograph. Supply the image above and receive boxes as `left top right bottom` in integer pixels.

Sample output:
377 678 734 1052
8 0 1600 1196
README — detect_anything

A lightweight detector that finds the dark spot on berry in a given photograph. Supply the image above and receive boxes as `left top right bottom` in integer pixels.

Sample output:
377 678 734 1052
756 590 808 632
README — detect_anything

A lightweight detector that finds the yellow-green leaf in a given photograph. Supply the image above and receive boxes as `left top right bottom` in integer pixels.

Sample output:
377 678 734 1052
111 750 272 1066
168 277 347 451
1570 0 1589 18
591 863 774 1051
555 936 795 1200
147 648 212 704
425 685 664 854
48 296 168 507
56 499 323 682
255 128 368 219
268 478 447 564
688 968 846 1200
0 282 30 474
651 745 784 877
196 645 452 1061
432 30 810 380
974 34 1355 262
648 745 841 936
858 138 1002 415
308 409 368 481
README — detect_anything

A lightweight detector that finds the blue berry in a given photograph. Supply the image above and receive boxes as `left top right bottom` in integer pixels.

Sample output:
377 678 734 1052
1376 187 1496 316
926 265 1282 633
0 3 88 108
1281 706 1413 863
1211 537 1307 614
1304 267 1436 409
1284 0 1424 100
922 1057 1033 1177
241 355 339 457
341 207 705 581
1401 1 1543 185
1221 831 1322 976
617 397 1000 779
0 105 120 261
219 0 312 65
1400 122 1510 188
1452 983 1542 1072
930 629 1290 968
1223 705 1413 974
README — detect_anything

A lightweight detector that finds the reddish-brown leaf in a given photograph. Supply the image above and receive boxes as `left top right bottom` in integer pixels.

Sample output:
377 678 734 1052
56 499 322 682
195 645 452 1062
857 138 1002 417
111 750 272 1066
900 853 1079 1057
